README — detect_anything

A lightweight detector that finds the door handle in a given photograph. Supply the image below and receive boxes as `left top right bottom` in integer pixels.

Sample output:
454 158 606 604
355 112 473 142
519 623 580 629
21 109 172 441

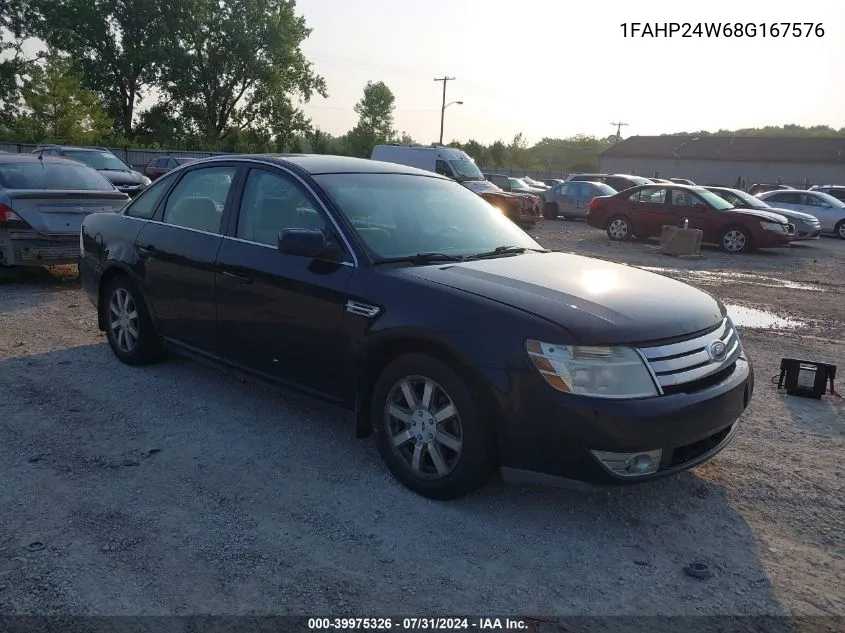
221 270 253 285
136 244 157 258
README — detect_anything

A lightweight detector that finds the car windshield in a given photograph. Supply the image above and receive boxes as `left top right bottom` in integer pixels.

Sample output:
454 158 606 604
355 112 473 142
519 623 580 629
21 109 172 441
593 183 617 195
448 159 484 181
726 189 770 209
693 188 735 210
0 160 116 190
630 177 652 186
510 178 528 188
64 150 130 171
313 173 543 260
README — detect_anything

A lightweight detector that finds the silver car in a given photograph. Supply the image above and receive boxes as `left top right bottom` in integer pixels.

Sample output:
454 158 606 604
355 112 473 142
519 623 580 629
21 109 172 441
705 186 822 240
756 189 845 240
0 154 129 267
542 180 617 220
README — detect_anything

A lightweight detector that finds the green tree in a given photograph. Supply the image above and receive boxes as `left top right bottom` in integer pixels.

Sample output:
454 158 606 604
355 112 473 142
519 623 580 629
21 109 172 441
462 139 485 165
345 80 396 158
488 140 506 167
0 0 39 129
396 130 415 145
308 127 331 153
162 0 327 146
31 0 176 139
14 50 112 142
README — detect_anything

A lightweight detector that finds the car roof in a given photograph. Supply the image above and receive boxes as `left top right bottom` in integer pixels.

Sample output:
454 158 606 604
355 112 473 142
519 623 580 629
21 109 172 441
195 154 450 178
0 154 92 166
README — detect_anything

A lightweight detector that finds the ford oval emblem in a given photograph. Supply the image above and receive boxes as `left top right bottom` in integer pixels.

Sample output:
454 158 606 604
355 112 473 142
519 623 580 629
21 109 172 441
708 340 727 361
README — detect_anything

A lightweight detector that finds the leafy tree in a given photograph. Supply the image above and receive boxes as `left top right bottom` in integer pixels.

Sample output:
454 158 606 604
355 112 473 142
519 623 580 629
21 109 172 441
488 140 506 167
30 0 176 138
345 80 397 158
462 139 485 164
161 0 327 146
0 0 39 128
396 130 415 145
13 50 112 143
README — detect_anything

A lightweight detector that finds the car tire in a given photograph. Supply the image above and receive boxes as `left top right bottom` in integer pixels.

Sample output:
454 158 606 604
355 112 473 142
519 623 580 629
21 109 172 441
102 275 164 366
606 215 632 241
720 226 752 253
835 220 845 240
542 202 558 220
371 353 490 500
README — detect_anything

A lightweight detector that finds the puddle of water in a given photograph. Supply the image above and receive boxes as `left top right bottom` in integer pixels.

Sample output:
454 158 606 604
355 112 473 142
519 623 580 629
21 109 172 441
639 267 824 292
725 304 806 329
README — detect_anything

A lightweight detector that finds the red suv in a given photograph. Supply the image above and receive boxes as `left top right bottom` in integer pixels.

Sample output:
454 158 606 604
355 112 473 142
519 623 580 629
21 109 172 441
586 184 792 253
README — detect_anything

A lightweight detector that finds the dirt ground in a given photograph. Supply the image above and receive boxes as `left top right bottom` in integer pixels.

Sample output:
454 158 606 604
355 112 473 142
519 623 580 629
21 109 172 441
0 221 843 619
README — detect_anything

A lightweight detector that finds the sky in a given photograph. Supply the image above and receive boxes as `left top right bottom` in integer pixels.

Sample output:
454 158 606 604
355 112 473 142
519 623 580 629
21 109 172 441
293 0 843 145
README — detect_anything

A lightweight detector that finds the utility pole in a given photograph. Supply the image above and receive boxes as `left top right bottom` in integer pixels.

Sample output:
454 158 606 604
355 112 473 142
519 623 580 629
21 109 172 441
610 121 629 144
434 76 455 145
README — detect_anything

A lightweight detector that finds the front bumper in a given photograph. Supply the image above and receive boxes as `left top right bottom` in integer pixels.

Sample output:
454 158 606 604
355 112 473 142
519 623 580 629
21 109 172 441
494 356 753 487
0 232 80 266
792 228 821 240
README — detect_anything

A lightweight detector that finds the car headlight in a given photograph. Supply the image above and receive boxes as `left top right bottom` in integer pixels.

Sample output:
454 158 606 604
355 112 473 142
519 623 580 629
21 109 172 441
760 221 787 233
526 340 658 399
141 176 151 186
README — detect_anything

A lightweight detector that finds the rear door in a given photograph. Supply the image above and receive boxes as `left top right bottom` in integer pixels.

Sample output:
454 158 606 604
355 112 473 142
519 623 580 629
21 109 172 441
134 163 239 352
215 165 355 399
627 186 669 237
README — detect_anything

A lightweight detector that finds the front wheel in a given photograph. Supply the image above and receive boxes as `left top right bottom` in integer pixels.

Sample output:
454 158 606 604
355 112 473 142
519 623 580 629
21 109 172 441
835 220 845 240
606 215 632 241
721 226 752 253
371 354 490 500
102 275 164 365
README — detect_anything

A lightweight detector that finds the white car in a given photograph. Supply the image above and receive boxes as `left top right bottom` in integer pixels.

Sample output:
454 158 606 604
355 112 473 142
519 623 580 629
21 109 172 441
756 189 845 239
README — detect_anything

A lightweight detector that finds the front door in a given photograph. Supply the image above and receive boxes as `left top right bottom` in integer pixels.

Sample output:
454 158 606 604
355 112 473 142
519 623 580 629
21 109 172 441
215 166 355 400
669 189 717 241
134 163 238 352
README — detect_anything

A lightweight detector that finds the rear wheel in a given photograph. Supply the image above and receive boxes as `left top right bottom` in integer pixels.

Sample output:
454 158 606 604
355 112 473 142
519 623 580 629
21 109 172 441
606 215 632 241
102 275 164 365
720 226 752 253
542 202 558 220
836 220 845 240
371 354 490 500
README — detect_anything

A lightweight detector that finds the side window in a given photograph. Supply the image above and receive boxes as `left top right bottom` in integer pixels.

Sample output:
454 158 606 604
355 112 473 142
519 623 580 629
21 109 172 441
154 158 167 168
802 194 828 207
236 168 326 246
434 160 451 177
630 188 666 203
162 166 235 233
570 182 586 198
556 183 570 196
770 192 800 204
671 190 702 207
123 176 173 219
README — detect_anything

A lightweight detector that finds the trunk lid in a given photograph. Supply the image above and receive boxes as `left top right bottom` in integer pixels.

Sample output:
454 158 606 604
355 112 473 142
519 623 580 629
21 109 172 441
6 190 129 235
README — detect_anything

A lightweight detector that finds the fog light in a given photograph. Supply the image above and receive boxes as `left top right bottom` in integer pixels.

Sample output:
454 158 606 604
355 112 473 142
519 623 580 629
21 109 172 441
625 454 653 474
591 449 662 477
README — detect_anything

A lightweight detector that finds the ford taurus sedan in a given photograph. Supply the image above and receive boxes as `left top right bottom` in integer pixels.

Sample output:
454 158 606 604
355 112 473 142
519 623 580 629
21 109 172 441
586 183 792 253
79 155 753 499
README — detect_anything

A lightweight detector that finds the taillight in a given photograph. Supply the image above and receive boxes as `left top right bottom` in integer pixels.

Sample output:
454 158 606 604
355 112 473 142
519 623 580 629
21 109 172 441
0 203 23 223
589 199 600 210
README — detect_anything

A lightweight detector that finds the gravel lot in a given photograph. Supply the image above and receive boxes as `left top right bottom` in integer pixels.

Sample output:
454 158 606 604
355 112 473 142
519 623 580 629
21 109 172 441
0 221 843 618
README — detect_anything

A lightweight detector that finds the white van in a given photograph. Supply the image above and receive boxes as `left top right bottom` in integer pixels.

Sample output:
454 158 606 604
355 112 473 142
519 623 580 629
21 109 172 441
370 145 496 195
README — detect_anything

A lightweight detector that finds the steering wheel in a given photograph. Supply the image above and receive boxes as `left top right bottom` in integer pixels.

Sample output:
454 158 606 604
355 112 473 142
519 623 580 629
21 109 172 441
435 225 461 241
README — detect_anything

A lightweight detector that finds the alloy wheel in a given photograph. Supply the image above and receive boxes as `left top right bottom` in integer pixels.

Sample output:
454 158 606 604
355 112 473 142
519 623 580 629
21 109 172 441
723 230 747 252
383 375 463 479
108 287 140 353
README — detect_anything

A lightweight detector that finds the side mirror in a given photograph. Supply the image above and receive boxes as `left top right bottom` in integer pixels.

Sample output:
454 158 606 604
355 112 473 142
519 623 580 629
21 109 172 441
277 229 343 262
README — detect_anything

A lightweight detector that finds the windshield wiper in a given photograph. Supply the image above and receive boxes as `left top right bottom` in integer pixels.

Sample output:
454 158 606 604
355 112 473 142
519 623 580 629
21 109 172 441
374 252 464 265
466 245 548 259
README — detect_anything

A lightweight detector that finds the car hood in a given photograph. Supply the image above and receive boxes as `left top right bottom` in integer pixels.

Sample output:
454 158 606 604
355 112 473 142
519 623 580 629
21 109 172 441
399 252 724 344
98 169 145 185
723 207 789 223
760 206 819 222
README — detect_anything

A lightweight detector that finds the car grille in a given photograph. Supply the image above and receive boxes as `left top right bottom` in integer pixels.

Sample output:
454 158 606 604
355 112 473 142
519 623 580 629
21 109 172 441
637 318 742 393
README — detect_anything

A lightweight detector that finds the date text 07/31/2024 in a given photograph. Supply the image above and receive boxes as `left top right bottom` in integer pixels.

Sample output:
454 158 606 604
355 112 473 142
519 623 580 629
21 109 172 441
307 617 530 630
620 22 825 38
